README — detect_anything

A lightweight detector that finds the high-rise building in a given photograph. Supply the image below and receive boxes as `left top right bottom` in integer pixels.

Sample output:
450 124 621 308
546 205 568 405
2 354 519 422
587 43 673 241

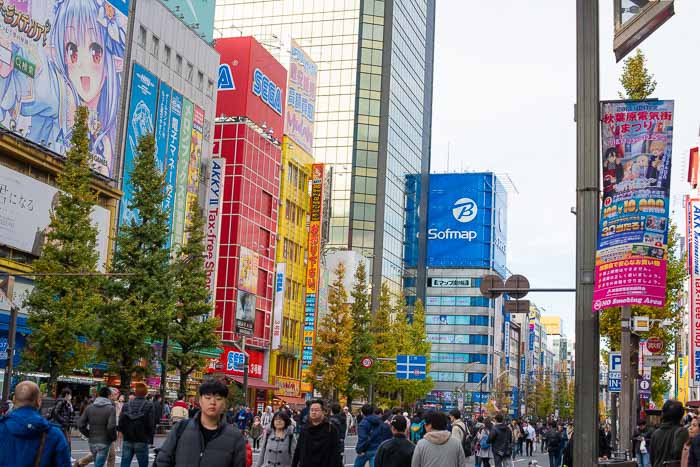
214 0 436 304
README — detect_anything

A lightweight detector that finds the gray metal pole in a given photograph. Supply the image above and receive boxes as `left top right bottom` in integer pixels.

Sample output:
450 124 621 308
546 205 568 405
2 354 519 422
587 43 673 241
242 336 249 408
575 0 600 465
619 305 632 456
159 334 169 399
1 304 17 403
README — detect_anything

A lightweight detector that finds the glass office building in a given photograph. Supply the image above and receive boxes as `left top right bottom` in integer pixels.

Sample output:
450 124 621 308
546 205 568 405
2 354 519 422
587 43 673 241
214 0 436 301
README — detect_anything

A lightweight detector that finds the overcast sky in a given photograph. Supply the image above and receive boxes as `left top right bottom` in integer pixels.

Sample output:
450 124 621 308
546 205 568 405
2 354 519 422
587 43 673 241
431 0 700 337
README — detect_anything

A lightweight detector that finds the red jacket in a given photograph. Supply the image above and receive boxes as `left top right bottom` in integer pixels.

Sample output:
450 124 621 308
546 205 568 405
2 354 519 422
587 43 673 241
246 440 252 467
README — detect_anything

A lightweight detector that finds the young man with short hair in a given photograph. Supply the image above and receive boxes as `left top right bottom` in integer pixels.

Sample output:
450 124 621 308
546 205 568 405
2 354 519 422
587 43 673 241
155 380 246 467
292 399 342 467
650 400 688 467
411 411 467 467
375 415 415 467
487 414 513 467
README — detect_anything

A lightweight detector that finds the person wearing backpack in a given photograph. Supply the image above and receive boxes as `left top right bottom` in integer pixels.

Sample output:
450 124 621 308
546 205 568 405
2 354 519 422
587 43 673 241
544 421 563 467
374 415 414 467
256 411 296 467
354 404 386 467
411 411 467 467
50 387 75 450
117 382 154 467
74 386 117 467
476 421 494 467
449 409 471 460
487 414 513 467
650 400 689 467
410 411 426 444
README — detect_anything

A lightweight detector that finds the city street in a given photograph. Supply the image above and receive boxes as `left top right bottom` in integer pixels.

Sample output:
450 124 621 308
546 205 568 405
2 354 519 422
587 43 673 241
69 433 553 466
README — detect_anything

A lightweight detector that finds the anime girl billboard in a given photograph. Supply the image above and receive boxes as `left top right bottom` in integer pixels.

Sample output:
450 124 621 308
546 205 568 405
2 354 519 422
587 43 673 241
0 0 127 178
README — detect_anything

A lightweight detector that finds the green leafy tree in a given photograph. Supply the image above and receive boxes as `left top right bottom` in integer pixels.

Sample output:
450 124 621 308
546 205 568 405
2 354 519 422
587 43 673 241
401 299 433 405
619 49 657 99
97 135 175 392
494 369 512 414
308 262 353 401
169 196 220 396
371 283 400 404
24 107 103 395
556 371 572 419
600 224 685 403
344 261 375 406
534 372 554 419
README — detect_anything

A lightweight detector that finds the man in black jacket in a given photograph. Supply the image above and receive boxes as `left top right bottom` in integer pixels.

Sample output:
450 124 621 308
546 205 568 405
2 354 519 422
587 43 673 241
292 399 342 467
155 380 246 467
545 422 563 467
488 414 513 467
650 400 688 467
375 415 414 467
329 403 347 458
118 382 154 467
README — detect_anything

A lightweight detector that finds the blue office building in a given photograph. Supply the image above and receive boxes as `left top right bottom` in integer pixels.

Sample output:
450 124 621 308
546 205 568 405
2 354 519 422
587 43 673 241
404 172 517 412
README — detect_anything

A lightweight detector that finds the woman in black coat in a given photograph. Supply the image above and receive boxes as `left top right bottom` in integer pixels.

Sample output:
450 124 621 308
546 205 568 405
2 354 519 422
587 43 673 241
375 416 415 467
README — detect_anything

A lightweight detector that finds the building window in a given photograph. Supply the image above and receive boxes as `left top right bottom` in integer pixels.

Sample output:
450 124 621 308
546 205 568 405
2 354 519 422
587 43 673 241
197 71 204 90
138 26 147 48
175 54 182 75
186 63 194 81
151 35 159 58
164 45 171 66
207 79 214 97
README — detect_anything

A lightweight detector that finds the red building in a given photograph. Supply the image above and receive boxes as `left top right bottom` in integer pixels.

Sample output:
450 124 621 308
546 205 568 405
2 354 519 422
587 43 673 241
212 37 287 409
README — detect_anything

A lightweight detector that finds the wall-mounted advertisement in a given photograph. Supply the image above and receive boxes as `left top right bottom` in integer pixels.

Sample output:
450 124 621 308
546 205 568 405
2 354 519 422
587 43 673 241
208 345 263 379
184 105 204 242
686 196 700 384
171 98 194 249
235 289 256 337
0 165 110 270
0 0 128 178
285 40 317 155
302 163 324 393
271 263 286 350
204 158 225 304
163 91 183 247
119 63 158 228
593 100 674 311
237 246 259 294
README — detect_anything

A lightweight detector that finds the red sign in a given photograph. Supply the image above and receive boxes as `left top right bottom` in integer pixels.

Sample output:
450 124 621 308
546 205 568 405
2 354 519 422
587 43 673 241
647 337 664 354
216 37 287 141
208 345 265 379
361 357 374 369
689 147 699 188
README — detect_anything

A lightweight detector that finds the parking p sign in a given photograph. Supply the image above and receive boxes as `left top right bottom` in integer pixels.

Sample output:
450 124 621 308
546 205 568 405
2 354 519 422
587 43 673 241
608 351 622 393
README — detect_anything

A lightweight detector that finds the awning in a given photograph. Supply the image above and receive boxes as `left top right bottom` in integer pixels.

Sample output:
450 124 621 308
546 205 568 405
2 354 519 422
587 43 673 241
275 395 306 408
231 376 278 391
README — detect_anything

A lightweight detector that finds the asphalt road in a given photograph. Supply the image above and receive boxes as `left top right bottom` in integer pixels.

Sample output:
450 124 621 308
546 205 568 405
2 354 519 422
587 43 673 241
69 433 553 466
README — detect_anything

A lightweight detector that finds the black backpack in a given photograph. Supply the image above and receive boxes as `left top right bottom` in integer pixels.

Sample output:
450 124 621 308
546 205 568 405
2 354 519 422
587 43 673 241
120 402 149 441
455 423 473 458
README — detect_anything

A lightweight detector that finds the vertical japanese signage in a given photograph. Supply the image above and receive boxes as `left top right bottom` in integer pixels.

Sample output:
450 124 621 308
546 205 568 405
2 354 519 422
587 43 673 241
164 91 183 247
285 41 317 155
272 263 286 350
204 158 225 305
120 63 158 228
593 100 674 311
302 163 324 392
686 196 700 383
171 98 194 248
184 106 205 243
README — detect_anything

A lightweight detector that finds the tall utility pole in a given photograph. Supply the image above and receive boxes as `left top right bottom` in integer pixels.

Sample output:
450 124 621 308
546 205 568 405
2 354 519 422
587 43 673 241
574 0 600 465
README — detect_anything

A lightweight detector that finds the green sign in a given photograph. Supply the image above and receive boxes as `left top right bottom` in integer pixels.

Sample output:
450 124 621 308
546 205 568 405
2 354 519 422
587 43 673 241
13 55 35 78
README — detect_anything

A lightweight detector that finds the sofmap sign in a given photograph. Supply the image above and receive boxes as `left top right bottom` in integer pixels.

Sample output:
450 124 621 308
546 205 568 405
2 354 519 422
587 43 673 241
426 173 507 275
428 277 472 288
594 100 674 310
686 196 700 382
215 37 287 139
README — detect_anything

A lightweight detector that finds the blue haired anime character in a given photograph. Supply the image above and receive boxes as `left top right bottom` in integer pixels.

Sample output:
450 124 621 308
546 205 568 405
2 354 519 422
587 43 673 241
0 0 125 177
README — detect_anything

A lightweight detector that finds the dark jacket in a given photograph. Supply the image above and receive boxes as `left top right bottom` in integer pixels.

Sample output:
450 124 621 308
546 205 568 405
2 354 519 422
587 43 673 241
118 397 155 443
688 434 700 467
153 399 164 424
650 422 688 467
155 414 247 467
77 397 117 445
545 429 563 454
488 422 513 457
375 434 415 467
330 412 347 440
291 419 342 467
51 398 73 429
356 414 385 454
0 405 72 467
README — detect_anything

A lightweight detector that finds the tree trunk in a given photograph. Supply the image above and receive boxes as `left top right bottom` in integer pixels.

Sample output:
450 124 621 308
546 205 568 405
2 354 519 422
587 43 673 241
120 368 132 394
179 370 189 397
48 364 59 397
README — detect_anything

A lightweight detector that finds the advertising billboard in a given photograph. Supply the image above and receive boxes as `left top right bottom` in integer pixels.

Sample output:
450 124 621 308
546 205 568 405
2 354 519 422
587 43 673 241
163 0 215 43
208 345 263 379
204 158 225 305
235 289 256 337
593 100 674 311
171 98 194 248
216 37 287 139
163 91 183 246
184 105 204 242
426 173 505 272
285 40 317 155
119 63 158 228
237 246 259 294
0 165 111 270
0 0 128 178
302 163 324 393
271 262 286 350
687 196 700 383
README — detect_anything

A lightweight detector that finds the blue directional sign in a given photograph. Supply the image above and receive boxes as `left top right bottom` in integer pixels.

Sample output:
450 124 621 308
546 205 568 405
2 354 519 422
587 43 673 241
396 355 427 380
608 351 622 393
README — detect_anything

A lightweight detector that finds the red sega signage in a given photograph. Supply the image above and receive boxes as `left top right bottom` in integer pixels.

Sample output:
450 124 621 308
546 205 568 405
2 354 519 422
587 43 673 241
216 37 287 140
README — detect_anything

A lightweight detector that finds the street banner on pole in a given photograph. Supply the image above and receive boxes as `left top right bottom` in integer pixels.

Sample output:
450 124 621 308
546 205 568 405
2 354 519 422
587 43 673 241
686 196 700 384
593 100 674 311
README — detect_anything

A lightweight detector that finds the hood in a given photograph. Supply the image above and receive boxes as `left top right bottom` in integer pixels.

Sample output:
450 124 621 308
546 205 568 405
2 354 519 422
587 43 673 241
173 401 188 409
92 397 112 408
365 415 382 427
424 430 452 445
123 398 149 419
2 406 50 439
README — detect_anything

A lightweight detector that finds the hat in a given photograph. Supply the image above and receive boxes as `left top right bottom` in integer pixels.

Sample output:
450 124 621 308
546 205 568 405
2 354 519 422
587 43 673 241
134 382 148 397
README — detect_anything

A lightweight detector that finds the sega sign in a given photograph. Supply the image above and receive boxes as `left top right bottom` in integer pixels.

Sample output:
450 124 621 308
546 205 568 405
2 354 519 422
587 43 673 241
426 173 507 274
215 37 287 139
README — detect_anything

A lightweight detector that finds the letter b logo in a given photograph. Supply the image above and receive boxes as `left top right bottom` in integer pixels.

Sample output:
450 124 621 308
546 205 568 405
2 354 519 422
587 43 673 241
452 198 477 223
